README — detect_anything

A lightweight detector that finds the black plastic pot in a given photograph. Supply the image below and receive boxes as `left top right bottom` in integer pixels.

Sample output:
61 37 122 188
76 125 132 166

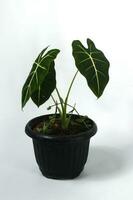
25 114 97 179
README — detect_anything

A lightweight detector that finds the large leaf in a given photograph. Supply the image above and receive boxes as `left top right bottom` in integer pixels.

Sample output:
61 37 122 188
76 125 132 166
22 47 60 108
72 39 110 98
31 62 56 107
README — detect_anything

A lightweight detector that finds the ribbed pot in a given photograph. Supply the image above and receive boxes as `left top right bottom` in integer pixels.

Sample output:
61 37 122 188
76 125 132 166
25 114 97 179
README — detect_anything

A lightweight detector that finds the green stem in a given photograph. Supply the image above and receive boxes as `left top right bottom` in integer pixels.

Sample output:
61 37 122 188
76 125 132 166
64 70 78 117
51 95 61 115
55 88 67 127
48 102 80 115
51 71 78 129
55 88 64 112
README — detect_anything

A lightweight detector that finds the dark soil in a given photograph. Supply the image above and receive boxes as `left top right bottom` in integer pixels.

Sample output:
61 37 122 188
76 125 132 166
33 115 93 136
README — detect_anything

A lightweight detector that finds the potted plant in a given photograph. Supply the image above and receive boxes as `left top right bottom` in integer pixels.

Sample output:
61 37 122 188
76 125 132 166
22 38 110 179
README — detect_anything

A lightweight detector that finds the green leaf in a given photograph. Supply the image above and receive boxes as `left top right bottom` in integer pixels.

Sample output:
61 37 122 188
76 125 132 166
31 62 56 107
22 47 60 108
72 39 110 98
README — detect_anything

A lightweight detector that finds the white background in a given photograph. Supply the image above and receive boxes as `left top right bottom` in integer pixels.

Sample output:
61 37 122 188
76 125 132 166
0 0 133 199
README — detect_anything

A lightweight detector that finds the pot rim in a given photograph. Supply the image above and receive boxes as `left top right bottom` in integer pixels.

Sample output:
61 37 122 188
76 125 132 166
25 114 97 142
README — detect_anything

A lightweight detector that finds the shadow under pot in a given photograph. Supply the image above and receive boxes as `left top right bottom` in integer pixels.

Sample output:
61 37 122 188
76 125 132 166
25 114 97 179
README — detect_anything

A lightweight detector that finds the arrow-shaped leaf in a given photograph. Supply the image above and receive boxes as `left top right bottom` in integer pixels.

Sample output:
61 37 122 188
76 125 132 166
31 61 56 107
72 39 110 98
22 47 60 108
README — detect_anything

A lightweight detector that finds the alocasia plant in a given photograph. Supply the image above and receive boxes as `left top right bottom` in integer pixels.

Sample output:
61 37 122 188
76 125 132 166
22 38 110 130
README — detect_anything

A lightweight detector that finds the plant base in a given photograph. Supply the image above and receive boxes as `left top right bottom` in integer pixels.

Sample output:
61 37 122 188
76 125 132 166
25 114 97 180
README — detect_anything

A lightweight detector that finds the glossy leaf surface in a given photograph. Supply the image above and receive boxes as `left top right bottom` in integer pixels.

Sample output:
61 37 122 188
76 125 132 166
31 62 56 107
22 48 60 108
72 39 110 97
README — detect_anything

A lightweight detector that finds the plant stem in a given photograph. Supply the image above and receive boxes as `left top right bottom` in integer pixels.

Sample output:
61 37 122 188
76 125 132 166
48 102 80 115
64 70 78 120
51 71 78 129
55 87 67 128
51 95 61 115
55 88 64 112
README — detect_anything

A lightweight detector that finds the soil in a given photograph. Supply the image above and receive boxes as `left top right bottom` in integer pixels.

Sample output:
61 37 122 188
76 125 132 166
33 115 93 136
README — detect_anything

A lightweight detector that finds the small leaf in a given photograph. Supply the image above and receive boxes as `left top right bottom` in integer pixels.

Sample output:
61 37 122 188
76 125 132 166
72 39 110 98
47 106 52 110
59 97 64 103
22 48 60 108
